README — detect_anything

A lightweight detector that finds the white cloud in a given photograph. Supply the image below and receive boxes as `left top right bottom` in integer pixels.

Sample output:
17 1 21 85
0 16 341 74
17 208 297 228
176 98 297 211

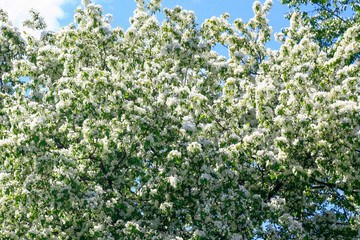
0 0 71 31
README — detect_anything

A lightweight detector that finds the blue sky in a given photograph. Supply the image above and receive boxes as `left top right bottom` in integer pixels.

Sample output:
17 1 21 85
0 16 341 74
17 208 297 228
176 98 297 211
1 0 291 49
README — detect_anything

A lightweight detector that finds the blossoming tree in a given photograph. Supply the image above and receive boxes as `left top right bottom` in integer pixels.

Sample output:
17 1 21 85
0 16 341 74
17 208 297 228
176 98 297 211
0 0 359 239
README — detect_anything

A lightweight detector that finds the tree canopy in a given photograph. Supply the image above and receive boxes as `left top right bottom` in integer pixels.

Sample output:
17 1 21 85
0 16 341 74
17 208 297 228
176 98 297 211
0 0 360 239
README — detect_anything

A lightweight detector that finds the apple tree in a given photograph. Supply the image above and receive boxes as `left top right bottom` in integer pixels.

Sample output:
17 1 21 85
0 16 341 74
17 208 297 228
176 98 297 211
0 0 360 239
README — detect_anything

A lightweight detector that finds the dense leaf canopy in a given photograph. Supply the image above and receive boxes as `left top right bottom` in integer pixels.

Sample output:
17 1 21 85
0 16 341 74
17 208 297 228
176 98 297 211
0 0 360 239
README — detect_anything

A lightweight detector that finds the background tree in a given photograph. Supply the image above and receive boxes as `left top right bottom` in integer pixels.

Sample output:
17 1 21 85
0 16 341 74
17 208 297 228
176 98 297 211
281 0 360 47
0 0 360 239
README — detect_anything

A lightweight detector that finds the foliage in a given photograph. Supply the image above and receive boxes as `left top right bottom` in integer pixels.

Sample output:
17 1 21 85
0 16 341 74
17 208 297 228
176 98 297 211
281 0 360 47
0 0 360 239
